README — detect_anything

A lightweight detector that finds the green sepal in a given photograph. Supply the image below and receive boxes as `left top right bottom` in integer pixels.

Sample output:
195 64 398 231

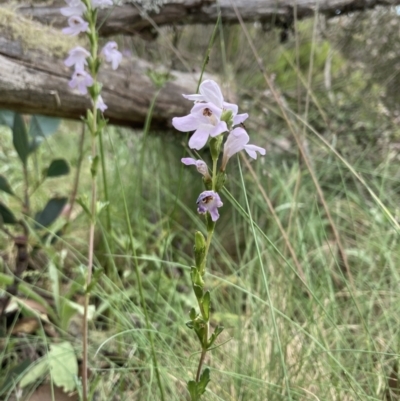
90 155 99 177
187 368 210 401
207 325 224 349
189 307 197 320
203 175 213 190
205 213 216 233
209 135 223 162
214 172 226 193
194 231 206 268
201 291 211 320
221 109 234 127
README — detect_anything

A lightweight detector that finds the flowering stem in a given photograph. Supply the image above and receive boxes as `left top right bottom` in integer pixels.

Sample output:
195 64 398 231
82 2 99 399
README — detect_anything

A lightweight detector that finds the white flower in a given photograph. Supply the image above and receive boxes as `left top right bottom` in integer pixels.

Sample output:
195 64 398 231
64 46 90 71
221 127 265 170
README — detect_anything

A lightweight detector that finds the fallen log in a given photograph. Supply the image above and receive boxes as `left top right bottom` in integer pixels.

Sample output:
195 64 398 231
16 0 400 38
0 25 209 128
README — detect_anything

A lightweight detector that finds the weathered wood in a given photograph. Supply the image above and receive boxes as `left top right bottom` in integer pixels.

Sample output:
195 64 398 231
0 33 208 128
17 0 400 38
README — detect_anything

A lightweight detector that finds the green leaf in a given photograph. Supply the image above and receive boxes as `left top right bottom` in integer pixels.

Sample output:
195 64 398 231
12 114 29 165
0 110 15 127
0 175 14 196
198 368 210 395
48 341 78 392
19 358 48 388
35 197 68 227
187 369 210 401
201 291 210 320
44 159 70 178
207 325 224 349
0 202 17 224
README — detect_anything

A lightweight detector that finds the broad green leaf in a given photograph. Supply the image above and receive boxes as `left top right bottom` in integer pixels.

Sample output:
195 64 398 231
0 202 17 224
44 159 70 178
19 358 48 388
12 114 29 165
48 342 78 392
0 110 15 127
0 175 14 195
35 197 68 227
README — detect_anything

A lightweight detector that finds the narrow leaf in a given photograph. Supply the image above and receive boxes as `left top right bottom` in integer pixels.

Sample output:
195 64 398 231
0 202 17 224
44 159 70 178
0 175 14 195
35 197 68 227
12 114 29 165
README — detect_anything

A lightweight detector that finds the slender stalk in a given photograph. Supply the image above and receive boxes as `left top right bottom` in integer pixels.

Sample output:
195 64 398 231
82 3 99 399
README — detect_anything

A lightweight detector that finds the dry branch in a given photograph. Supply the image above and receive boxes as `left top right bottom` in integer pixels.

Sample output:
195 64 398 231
17 0 400 38
0 31 208 128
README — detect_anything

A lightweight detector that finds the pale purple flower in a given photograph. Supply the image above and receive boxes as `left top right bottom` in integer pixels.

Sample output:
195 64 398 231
181 158 211 179
101 42 122 70
182 80 236 110
60 0 86 17
62 16 89 36
92 0 113 8
68 70 94 95
221 127 265 170
172 102 228 150
196 191 223 222
96 95 108 112
64 46 90 71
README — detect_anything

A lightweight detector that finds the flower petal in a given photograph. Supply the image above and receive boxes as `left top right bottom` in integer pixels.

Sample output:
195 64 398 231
209 121 228 137
244 144 266 159
188 126 212 150
223 101 239 116
199 80 224 108
181 157 197 166
233 113 249 125
172 114 203 132
224 127 249 159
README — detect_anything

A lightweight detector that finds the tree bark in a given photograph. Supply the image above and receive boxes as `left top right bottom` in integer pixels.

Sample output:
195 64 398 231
17 0 400 38
0 33 208 128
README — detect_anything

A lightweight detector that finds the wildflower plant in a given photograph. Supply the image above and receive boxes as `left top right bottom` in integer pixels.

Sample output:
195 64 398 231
60 0 122 399
173 80 265 399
